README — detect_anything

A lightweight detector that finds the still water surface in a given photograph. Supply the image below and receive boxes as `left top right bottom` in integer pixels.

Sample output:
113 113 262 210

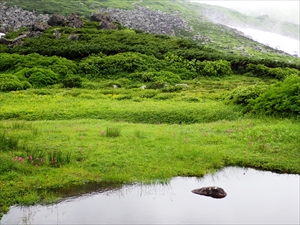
1 167 299 225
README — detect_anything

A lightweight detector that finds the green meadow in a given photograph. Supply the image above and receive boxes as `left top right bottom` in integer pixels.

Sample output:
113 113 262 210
1 77 299 217
0 3 299 218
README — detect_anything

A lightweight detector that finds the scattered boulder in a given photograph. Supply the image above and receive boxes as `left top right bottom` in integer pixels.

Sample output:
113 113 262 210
53 28 61 39
0 37 11 45
67 13 84 28
91 12 117 30
31 21 50 32
47 14 67 26
192 186 227 199
175 83 189 88
68 34 79 40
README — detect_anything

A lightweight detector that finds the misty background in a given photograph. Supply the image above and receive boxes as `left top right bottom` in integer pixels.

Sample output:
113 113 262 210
192 0 299 25
192 0 300 56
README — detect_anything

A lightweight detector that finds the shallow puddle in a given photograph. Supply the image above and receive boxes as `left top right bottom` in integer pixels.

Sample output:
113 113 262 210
1 167 299 224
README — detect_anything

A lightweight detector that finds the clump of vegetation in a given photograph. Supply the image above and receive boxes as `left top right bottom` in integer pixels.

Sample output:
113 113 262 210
106 127 121 137
249 75 300 117
224 84 268 106
16 67 59 88
0 74 31 92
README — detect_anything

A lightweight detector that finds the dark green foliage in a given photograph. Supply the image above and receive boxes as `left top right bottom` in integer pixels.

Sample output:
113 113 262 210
0 53 78 78
245 64 300 79
200 60 233 77
0 74 31 92
146 82 167 90
249 75 300 116
80 52 164 79
15 67 59 88
0 132 19 151
224 84 268 106
62 76 82 88
106 127 121 138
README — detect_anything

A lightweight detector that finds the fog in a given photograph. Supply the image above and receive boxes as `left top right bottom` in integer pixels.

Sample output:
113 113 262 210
230 26 300 56
192 0 299 24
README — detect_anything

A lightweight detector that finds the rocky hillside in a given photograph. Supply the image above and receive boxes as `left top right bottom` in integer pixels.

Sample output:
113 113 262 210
0 0 297 58
0 2 49 33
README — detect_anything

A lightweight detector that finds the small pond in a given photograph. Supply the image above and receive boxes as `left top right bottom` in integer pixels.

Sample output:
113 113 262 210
1 167 299 225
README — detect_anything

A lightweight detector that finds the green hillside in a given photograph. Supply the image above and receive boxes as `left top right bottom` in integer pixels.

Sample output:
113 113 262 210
0 0 299 220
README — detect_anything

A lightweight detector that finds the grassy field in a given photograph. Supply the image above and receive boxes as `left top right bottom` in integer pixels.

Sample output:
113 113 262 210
0 75 299 218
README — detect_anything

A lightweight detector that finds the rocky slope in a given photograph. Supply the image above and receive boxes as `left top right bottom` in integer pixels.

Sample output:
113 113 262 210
0 2 49 33
0 2 192 36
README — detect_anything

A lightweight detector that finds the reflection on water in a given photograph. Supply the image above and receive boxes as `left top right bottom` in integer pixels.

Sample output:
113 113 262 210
1 167 299 225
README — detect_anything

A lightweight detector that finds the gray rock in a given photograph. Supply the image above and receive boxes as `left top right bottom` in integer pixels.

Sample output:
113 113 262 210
31 21 50 32
68 34 80 40
0 2 49 31
48 14 67 26
175 83 189 88
192 186 227 199
0 37 11 45
67 13 84 28
94 4 193 36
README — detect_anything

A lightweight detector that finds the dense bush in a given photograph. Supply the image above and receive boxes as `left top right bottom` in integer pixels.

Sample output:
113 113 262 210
15 68 59 88
245 64 299 79
200 60 233 77
62 76 82 88
79 52 165 79
249 75 300 116
0 74 31 92
0 53 78 78
131 70 181 85
224 84 268 106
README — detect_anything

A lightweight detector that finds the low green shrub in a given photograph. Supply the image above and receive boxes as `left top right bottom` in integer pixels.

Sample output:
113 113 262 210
79 52 160 79
153 93 175 100
0 131 19 152
199 60 233 77
249 75 300 116
16 67 59 88
132 71 181 85
224 84 268 106
246 64 299 79
146 82 167 90
0 74 31 92
106 127 121 138
62 76 82 88
48 150 72 168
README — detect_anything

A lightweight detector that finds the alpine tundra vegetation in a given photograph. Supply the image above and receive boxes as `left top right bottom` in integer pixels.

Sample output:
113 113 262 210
0 0 299 219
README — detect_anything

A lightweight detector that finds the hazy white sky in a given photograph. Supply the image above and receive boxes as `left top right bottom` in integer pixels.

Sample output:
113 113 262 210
191 1 300 24
191 0 299 10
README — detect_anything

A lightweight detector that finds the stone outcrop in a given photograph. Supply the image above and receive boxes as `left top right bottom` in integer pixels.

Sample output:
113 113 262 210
94 4 193 36
0 2 49 32
192 186 227 199
47 14 67 26
66 13 84 28
91 12 117 30
0 2 192 37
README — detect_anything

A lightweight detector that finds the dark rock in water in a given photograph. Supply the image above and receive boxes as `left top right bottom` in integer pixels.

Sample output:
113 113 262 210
192 186 227 199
